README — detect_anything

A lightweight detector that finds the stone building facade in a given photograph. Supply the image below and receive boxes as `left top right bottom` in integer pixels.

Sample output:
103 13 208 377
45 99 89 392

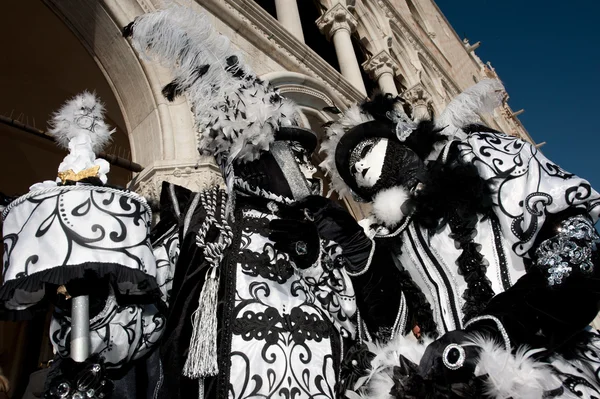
22 0 529 220
0 0 533 395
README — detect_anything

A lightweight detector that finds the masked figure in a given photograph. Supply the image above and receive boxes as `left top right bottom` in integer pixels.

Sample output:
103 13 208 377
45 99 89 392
125 6 358 398
320 80 600 398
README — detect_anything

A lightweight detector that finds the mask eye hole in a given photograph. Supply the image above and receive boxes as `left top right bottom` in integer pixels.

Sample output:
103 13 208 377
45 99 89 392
360 143 373 158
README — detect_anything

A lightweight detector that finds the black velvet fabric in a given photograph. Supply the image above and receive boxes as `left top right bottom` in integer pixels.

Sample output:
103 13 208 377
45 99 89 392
233 152 294 199
290 196 373 273
480 259 600 353
350 245 404 340
152 184 217 399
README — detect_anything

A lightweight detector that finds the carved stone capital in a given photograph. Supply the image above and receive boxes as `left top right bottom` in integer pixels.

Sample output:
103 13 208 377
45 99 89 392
402 83 433 120
316 3 358 39
129 158 224 222
362 51 399 80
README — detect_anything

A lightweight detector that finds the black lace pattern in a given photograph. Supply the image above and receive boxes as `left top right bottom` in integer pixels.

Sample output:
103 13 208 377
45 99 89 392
459 131 600 257
222 197 356 398
1 187 157 310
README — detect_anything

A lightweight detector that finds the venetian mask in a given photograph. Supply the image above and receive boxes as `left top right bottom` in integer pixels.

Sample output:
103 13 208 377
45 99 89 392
349 138 388 188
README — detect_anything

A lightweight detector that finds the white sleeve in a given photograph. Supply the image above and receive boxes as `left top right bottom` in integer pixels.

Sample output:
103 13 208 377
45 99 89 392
459 131 600 257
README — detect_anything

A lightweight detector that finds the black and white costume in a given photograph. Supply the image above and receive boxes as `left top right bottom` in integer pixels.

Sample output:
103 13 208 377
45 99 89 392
320 80 600 398
0 92 165 398
125 6 359 398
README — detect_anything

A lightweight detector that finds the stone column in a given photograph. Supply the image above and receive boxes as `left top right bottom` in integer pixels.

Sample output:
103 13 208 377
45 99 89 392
274 0 305 43
402 83 433 121
363 51 399 95
316 3 367 95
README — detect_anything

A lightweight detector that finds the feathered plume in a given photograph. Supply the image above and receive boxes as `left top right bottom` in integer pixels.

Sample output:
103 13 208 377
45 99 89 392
48 91 114 154
125 5 298 164
436 78 506 137
466 334 564 399
31 91 115 188
319 104 373 199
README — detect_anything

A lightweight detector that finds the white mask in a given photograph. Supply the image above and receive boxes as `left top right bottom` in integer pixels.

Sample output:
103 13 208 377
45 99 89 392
351 138 388 188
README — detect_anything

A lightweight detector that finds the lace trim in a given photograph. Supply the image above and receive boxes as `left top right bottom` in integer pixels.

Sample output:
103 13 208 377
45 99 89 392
448 212 495 324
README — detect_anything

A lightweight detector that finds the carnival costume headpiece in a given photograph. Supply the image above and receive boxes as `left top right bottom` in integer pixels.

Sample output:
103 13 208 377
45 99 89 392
123 6 317 205
320 79 506 226
0 92 157 314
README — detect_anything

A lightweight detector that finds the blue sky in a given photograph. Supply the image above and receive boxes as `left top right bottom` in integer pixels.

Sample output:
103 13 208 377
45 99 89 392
435 0 600 191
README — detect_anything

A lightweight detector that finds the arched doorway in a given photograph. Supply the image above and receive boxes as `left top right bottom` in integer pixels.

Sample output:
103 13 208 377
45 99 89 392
0 0 197 395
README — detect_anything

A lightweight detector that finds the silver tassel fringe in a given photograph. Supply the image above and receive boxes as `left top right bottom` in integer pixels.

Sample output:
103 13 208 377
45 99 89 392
183 267 220 378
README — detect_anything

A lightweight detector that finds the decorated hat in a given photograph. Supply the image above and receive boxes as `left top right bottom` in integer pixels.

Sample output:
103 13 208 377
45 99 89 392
123 6 317 166
320 79 506 202
0 92 158 315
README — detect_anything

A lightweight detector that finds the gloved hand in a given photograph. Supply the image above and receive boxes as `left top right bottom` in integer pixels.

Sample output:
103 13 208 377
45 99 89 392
292 195 373 273
268 218 320 269
417 330 480 385
44 355 113 399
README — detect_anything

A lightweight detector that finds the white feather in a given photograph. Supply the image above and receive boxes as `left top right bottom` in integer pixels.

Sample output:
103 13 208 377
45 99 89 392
319 104 373 199
436 78 505 136
47 91 114 154
372 186 410 227
128 5 300 164
466 334 565 399
347 334 432 399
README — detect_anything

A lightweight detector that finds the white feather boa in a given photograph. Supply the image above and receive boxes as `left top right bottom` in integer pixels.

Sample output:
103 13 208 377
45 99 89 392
371 186 410 227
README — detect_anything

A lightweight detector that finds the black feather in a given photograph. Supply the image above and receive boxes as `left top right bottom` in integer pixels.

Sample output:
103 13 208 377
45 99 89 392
360 91 401 122
122 21 135 38
411 145 495 233
322 106 341 115
162 80 182 102
358 92 446 159
404 119 447 160
194 64 210 78
225 55 245 79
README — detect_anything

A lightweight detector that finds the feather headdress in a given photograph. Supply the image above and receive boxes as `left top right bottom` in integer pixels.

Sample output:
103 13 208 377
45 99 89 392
124 5 298 165
47 91 114 154
319 79 506 200
123 6 304 385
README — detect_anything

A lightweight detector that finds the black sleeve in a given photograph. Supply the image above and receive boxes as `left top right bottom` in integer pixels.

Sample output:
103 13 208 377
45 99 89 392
476 211 600 352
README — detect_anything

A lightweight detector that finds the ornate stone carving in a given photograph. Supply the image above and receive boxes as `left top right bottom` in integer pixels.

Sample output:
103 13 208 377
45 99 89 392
362 50 399 80
131 159 224 208
376 0 460 96
402 83 433 121
211 0 363 104
316 3 358 39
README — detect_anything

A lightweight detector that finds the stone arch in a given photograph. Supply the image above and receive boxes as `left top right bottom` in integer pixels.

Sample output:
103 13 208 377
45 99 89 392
353 0 389 55
43 0 199 168
404 0 433 35
441 80 454 105
417 53 444 114
389 21 420 88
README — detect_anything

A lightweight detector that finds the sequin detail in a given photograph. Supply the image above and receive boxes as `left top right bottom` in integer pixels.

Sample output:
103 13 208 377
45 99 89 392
535 215 599 286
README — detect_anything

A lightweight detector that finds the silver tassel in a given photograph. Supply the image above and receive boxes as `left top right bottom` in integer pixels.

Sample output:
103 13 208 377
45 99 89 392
183 266 219 378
